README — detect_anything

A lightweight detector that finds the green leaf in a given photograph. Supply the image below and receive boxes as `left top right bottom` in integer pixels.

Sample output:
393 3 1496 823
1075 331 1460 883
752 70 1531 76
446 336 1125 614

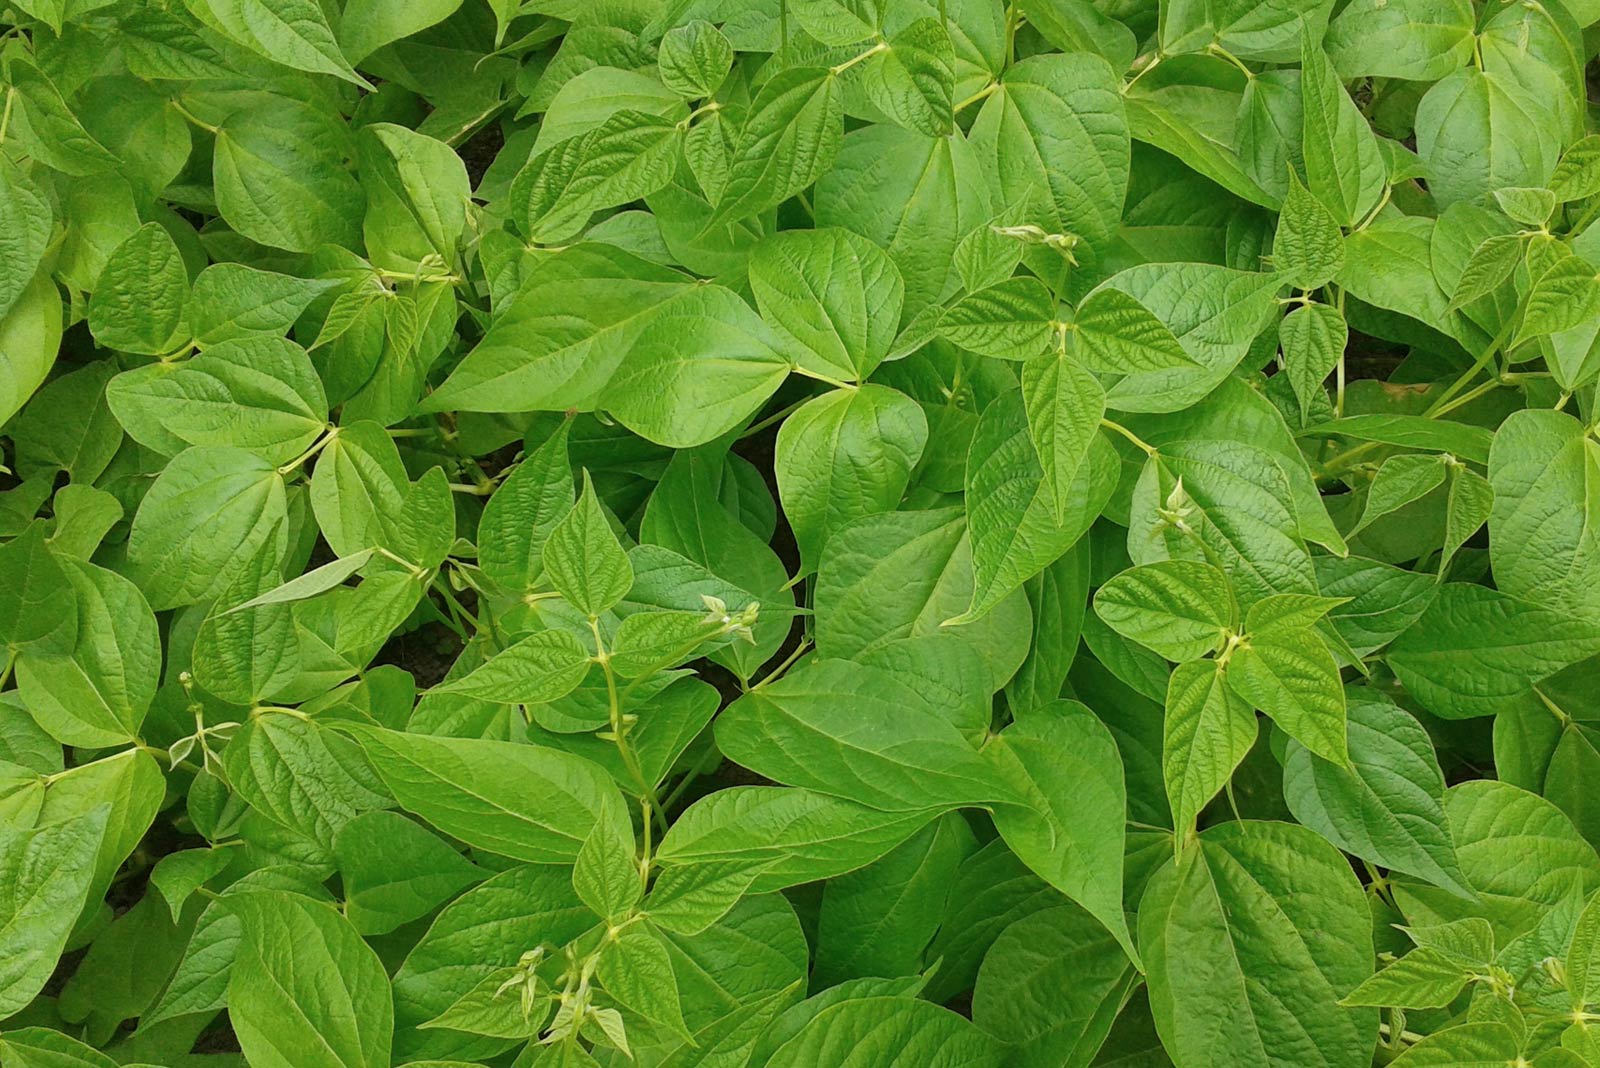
1163 658 1258 841
603 285 795 448
938 276 1056 361
543 471 633 618
714 66 843 224
1227 624 1348 765
86 223 188 356
774 385 927 574
1389 584 1600 720
195 0 368 87
0 805 109 1018
656 786 935 893
337 0 462 64
0 271 64 431
0 523 78 656
969 52 1128 252
432 629 593 705
1141 821 1376 1068
1515 254 1600 346
1071 288 1196 373
1094 561 1235 662
1415 68 1562 210
598 922 690 1037
1279 301 1347 422
348 725 628 864
862 17 956 137
148 848 232 923
334 811 486 936
715 658 1017 813
187 263 341 346
1284 693 1472 897
764 996 1004 1068
213 98 365 253
573 810 640 922
1020 349 1107 524
1299 34 1386 226
644 859 770 936
1324 0 1475 81
986 702 1139 965
1489 409 1600 626
748 226 904 382
126 445 288 610
972 904 1136 1068
1351 453 1448 537
956 390 1119 624
226 890 392 1068
658 20 733 98
7 58 117 176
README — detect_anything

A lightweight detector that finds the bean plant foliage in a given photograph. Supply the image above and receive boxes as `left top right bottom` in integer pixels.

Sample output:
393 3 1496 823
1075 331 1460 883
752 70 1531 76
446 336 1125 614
4 0 1600 1065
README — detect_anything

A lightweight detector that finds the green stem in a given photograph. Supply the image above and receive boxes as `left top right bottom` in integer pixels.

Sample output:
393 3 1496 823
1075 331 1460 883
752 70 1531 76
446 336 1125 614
170 99 220 135
830 41 887 76
588 618 668 831
1423 319 1515 417
954 82 1000 113
790 364 856 390
1101 418 1158 456
276 427 338 477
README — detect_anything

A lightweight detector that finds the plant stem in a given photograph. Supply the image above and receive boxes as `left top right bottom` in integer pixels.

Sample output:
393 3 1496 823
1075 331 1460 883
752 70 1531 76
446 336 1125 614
589 618 668 831
1101 418 1158 456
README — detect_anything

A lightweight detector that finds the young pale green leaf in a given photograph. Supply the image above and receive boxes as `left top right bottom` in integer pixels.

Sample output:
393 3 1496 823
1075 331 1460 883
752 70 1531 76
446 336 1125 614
573 811 640 923
1279 301 1347 422
714 67 843 225
862 17 956 137
1164 659 1258 843
658 20 733 99
1094 560 1235 662
1227 626 1347 765
543 472 633 618
939 276 1056 361
86 223 188 355
748 226 905 382
1272 171 1345 291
